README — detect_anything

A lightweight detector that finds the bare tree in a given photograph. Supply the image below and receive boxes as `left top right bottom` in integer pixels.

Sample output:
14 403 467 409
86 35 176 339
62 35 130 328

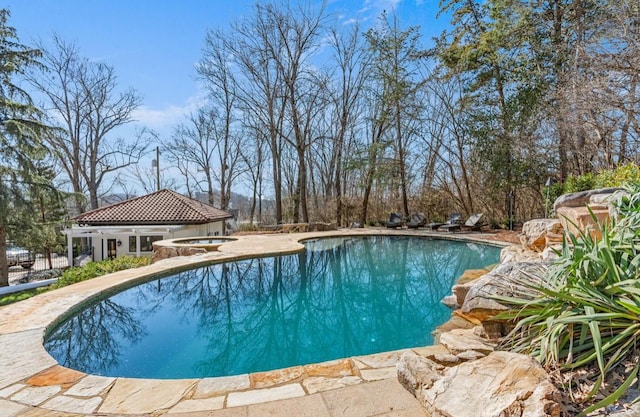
326 22 369 226
162 106 243 210
358 80 393 225
270 2 327 223
197 32 245 211
119 163 178 196
28 36 149 213
220 1 327 224
162 110 218 205
240 118 267 224
222 10 288 223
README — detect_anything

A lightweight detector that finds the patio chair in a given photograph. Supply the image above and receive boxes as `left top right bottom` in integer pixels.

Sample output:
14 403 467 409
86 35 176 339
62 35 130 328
461 213 485 231
442 213 484 233
406 212 427 229
385 212 403 229
427 212 462 231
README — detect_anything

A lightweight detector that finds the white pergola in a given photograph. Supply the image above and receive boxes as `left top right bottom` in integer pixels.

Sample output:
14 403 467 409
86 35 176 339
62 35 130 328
62 224 186 266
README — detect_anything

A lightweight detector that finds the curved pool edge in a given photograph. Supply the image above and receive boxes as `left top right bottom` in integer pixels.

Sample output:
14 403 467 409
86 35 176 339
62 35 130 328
0 228 509 415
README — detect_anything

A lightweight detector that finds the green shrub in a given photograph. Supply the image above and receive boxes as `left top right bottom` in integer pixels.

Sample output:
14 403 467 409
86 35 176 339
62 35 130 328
544 163 640 217
1 256 152 306
563 172 596 194
497 182 640 415
549 163 640 197
53 255 151 289
594 163 640 189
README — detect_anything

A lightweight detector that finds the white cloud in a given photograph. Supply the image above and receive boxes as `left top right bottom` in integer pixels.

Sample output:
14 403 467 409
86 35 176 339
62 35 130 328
361 0 402 14
132 93 205 132
133 105 189 129
336 0 403 26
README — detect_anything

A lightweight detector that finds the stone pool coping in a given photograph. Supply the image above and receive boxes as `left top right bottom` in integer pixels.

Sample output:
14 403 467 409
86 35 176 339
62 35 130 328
0 228 508 416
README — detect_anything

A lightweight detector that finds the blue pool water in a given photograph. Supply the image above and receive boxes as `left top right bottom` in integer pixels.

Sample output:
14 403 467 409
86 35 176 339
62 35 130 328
44 236 500 379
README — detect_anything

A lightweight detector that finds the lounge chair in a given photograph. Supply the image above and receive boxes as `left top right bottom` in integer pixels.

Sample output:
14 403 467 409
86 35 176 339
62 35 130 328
442 213 484 232
427 212 462 231
462 213 485 231
385 212 403 229
406 212 427 229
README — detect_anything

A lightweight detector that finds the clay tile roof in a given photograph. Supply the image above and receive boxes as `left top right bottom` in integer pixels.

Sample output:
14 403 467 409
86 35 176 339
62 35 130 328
72 189 233 226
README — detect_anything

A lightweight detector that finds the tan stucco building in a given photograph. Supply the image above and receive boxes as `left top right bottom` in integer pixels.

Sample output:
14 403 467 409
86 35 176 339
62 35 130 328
63 189 233 265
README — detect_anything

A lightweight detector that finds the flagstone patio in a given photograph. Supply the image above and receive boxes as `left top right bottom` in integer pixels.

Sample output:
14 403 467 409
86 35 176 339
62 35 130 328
0 228 506 416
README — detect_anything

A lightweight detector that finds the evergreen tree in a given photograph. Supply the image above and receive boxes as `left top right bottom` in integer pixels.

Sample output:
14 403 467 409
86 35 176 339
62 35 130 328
364 12 424 219
434 0 547 221
0 9 50 286
20 162 68 270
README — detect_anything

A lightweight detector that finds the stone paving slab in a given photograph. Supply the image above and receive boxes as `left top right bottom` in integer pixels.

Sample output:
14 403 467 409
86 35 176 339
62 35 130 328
245 392 330 417
0 229 507 416
167 396 226 414
63 375 115 397
0 330 56 390
302 376 362 394
98 378 197 414
10 385 61 407
179 407 249 417
41 395 102 414
354 350 410 369
13 410 81 417
304 358 354 378
26 366 84 389
227 383 306 407
250 366 305 388
360 367 397 381
193 374 251 398
0 384 26 398
321 379 427 417
0 398 29 417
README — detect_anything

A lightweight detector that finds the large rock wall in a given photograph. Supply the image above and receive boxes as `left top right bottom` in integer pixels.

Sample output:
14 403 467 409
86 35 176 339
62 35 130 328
398 188 627 416
399 230 562 415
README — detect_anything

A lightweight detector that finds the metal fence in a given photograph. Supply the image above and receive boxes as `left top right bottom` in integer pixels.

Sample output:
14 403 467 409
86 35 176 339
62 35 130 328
8 252 69 286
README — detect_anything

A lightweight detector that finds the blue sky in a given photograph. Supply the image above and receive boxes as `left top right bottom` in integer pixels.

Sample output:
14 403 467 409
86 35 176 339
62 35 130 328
4 0 447 139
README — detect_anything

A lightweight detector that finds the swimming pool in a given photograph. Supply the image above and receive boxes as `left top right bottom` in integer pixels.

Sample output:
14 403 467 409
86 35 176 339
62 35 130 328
44 236 500 379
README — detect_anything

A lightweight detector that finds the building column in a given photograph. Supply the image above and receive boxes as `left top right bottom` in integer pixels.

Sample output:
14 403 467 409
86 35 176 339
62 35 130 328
66 232 73 267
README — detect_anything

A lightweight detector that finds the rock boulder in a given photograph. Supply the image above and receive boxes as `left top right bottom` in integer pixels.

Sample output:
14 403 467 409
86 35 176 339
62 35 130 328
553 187 623 212
177 247 208 257
152 247 178 263
556 205 610 240
398 351 561 417
461 261 549 324
519 219 563 252
500 245 541 264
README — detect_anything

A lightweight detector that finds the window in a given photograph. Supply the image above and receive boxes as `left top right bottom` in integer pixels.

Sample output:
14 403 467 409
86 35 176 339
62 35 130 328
140 235 163 252
128 236 136 252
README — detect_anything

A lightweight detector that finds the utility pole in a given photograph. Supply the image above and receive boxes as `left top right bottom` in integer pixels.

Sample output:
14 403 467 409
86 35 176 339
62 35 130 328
152 146 160 191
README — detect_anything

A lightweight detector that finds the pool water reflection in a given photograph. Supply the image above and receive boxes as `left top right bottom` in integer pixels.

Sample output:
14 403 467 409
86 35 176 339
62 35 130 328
45 236 500 379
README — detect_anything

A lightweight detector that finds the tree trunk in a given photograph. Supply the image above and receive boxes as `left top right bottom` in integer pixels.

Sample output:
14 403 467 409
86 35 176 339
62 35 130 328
335 141 343 226
395 106 409 218
271 137 283 223
0 227 8 287
297 145 309 223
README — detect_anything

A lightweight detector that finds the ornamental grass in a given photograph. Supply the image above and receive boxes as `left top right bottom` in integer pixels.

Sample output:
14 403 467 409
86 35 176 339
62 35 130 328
497 183 640 416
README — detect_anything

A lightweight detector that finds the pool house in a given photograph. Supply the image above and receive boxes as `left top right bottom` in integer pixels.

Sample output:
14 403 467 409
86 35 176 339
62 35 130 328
63 189 233 265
